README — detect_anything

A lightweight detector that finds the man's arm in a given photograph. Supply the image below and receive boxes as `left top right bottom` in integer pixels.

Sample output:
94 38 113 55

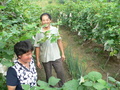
57 39 65 61
35 47 42 69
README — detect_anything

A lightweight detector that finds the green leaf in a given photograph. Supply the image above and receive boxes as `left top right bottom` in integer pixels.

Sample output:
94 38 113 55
2 53 13 60
63 79 79 90
0 42 6 49
1 59 13 67
110 87 118 90
50 37 57 43
0 6 6 9
30 86 35 90
37 80 48 87
0 22 2 25
84 75 88 79
5 50 14 55
48 76 60 86
108 77 116 83
37 37 48 43
83 81 93 87
42 24 48 28
106 40 114 45
87 71 102 81
116 81 120 86
97 79 107 85
30 86 41 90
44 30 50 35
2 31 8 37
44 87 57 90
102 31 107 34
21 84 30 90
93 83 105 90
110 50 118 56
78 85 85 90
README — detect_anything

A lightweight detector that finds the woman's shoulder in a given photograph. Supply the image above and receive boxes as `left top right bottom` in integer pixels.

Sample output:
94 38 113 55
8 67 13 71
7 67 16 75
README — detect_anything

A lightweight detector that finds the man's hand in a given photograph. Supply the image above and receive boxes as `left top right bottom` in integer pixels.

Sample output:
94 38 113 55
37 61 42 69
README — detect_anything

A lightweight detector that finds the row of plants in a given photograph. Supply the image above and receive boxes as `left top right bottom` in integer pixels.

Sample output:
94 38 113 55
65 47 86 79
44 0 120 59
0 0 42 66
57 0 118 4
64 47 120 90
22 72 120 90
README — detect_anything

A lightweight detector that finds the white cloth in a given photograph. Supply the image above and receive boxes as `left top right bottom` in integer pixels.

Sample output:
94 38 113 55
34 26 61 62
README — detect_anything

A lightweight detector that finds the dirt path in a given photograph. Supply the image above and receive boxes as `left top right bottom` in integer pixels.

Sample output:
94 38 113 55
37 26 120 83
60 26 120 81
60 27 106 78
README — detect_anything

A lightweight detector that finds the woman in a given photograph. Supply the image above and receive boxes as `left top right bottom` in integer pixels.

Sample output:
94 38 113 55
6 40 37 90
34 13 65 87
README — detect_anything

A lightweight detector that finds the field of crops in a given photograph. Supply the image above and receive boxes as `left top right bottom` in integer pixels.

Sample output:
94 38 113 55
0 0 120 89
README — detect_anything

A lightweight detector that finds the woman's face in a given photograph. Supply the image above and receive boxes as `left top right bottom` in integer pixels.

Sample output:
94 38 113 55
41 15 51 28
18 51 32 64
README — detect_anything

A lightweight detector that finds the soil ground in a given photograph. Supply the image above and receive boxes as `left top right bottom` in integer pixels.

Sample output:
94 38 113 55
36 26 120 84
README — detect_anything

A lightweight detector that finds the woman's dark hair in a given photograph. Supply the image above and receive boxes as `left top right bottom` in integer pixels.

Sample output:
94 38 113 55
40 13 52 21
14 40 33 57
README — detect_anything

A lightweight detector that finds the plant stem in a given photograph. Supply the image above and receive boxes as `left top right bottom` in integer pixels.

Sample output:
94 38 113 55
104 55 110 68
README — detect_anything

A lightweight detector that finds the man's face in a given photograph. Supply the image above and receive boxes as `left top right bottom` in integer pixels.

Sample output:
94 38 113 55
41 15 51 28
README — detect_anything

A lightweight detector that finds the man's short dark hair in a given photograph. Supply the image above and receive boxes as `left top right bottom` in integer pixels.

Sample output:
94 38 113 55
40 13 52 21
14 40 33 57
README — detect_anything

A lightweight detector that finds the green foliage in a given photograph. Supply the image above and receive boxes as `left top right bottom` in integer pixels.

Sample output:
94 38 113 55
0 0 42 88
0 74 7 90
84 71 102 82
62 79 79 90
21 71 120 90
22 76 79 90
0 0 42 63
37 24 61 44
81 71 120 90
48 76 60 86
1 0 120 89
83 72 106 90
48 0 53 4
57 0 65 4
108 76 120 88
44 0 120 57
65 47 86 79
22 76 61 90
22 84 30 90
0 5 6 9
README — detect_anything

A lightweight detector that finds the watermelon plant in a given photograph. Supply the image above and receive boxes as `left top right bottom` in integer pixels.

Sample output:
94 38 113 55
21 71 120 90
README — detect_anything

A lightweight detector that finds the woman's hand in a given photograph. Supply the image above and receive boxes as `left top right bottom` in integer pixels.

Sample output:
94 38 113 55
37 61 42 69
61 54 65 61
